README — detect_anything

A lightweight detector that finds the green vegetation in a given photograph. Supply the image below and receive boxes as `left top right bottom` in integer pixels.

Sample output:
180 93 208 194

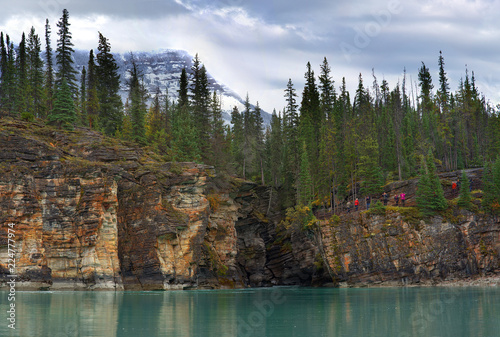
482 157 500 214
0 11 499 218
457 170 472 209
367 200 386 216
416 150 448 217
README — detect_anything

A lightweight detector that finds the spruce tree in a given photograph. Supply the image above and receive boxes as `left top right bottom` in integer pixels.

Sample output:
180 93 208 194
79 66 87 126
457 170 472 209
0 32 8 113
4 38 16 114
178 67 189 108
96 32 122 135
268 109 283 187
127 59 147 144
318 57 336 120
27 27 45 119
209 91 230 171
15 33 28 116
44 19 54 113
55 9 77 94
48 79 75 129
482 158 500 214
231 105 244 175
86 49 99 128
416 151 447 216
298 141 313 206
190 55 211 155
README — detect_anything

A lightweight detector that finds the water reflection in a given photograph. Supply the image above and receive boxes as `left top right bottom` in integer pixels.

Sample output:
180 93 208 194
0 287 498 336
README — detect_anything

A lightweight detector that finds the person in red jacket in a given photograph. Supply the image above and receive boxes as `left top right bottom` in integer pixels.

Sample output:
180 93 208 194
400 193 406 207
354 198 359 211
452 181 457 197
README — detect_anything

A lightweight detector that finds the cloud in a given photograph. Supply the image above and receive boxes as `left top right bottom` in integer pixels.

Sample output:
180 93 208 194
1 0 500 112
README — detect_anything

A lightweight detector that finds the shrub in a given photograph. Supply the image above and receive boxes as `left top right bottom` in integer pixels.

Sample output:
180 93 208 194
368 200 386 216
21 111 35 122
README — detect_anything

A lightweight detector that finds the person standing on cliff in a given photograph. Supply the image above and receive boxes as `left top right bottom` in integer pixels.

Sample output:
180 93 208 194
394 194 399 206
400 192 406 207
452 181 457 197
347 200 352 213
382 192 388 206
354 198 359 211
366 195 371 210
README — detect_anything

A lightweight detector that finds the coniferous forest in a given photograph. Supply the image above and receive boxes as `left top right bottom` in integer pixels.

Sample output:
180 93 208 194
2 10 500 215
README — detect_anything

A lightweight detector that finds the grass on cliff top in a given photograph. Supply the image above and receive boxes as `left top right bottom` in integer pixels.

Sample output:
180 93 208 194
362 203 422 224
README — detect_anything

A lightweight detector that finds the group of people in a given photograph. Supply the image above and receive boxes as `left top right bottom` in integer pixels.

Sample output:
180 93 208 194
346 192 406 213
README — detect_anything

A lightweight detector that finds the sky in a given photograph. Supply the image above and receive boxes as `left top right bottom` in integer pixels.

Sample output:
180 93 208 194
1 0 500 113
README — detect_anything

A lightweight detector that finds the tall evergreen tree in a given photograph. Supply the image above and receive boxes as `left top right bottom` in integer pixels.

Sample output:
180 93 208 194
27 27 45 118
416 150 448 216
482 158 500 214
457 170 472 209
44 19 54 113
48 79 75 129
318 57 336 120
96 32 122 135
55 9 77 93
78 66 87 125
178 67 189 108
190 55 211 155
126 58 147 144
231 105 245 175
0 32 9 114
15 33 28 115
86 49 99 128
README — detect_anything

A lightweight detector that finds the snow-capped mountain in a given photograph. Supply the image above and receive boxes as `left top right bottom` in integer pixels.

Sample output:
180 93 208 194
73 48 271 126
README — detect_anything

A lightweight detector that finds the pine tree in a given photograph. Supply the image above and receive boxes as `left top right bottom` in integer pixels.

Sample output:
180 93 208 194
358 136 383 196
457 170 472 209
482 158 500 214
170 103 200 162
15 33 28 116
44 19 54 113
416 151 447 216
55 9 77 94
178 67 189 108
0 32 9 114
190 55 211 155
3 37 16 114
78 66 87 126
298 141 313 206
86 49 99 128
96 32 122 135
127 58 147 144
27 27 45 119
146 87 164 147
283 78 300 206
231 105 244 175
209 91 230 171
318 57 336 120
48 79 75 129
268 109 283 187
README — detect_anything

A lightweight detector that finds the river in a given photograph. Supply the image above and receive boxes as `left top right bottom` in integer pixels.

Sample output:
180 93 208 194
0 287 499 336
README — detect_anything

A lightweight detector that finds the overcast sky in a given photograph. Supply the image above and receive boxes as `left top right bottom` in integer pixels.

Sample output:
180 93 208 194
1 0 500 112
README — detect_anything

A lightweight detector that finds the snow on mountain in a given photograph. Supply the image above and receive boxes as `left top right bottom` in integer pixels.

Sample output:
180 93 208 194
73 49 271 126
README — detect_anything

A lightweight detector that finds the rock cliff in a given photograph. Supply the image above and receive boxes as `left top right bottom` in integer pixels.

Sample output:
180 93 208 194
320 208 500 286
0 119 498 290
0 119 321 290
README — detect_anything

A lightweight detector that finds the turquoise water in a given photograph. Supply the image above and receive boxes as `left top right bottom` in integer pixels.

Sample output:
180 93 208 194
0 287 499 336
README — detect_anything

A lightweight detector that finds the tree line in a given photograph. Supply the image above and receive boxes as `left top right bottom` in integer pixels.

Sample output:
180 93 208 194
1 9 500 214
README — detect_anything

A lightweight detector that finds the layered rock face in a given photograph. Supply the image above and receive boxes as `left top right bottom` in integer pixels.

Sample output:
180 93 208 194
0 119 498 290
320 210 500 286
0 119 321 290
